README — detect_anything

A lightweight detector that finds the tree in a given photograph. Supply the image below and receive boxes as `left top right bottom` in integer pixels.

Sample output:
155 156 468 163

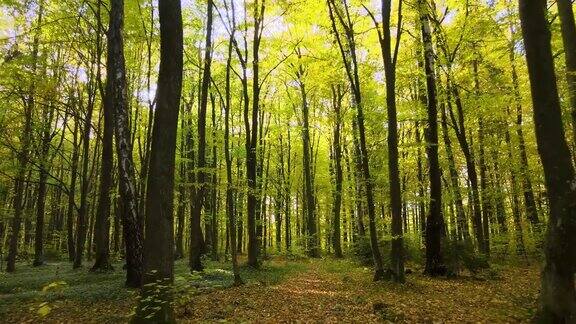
518 0 576 320
134 0 183 320
365 0 405 282
92 0 115 272
190 0 214 273
327 0 385 280
108 0 144 287
418 0 446 276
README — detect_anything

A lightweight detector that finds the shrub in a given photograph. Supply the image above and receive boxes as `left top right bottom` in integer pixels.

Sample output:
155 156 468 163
443 239 489 276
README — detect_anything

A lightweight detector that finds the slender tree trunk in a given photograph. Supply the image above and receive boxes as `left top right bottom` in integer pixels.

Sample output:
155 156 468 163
331 85 343 258
33 102 55 267
508 25 540 231
473 59 491 256
74 74 96 269
67 114 80 262
440 104 468 242
297 66 319 258
6 2 43 272
92 0 114 271
108 0 144 287
210 93 218 261
190 0 214 271
419 0 446 276
374 0 404 282
224 25 242 284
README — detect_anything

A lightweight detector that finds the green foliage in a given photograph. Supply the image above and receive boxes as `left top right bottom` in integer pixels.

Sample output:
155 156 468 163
350 235 374 266
443 239 490 276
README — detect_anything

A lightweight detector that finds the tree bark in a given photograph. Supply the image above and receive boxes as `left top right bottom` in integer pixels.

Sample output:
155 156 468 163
135 0 183 320
518 0 576 320
419 0 446 276
190 0 214 272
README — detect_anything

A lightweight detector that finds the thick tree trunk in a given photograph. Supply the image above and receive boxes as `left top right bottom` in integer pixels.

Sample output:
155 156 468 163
518 0 576 320
135 0 183 320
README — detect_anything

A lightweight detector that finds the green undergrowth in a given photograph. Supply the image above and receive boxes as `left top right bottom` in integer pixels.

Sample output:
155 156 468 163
0 257 306 318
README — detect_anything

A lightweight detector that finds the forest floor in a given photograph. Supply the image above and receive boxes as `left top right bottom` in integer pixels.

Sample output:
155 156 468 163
0 256 540 323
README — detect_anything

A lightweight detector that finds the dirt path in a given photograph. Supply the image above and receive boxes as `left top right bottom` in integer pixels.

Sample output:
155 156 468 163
177 261 382 323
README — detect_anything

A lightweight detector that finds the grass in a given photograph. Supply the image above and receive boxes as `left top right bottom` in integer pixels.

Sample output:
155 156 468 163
0 256 306 322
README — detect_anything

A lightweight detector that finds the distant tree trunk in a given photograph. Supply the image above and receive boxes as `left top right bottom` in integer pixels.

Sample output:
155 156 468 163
190 0 214 272
351 122 366 238
134 0 183 320
66 114 80 262
175 110 187 260
490 146 508 233
473 59 491 256
297 63 319 258
224 24 242 284
508 23 540 231
74 70 96 269
419 0 446 276
327 0 384 280
92 0 115 271
210 93 218 261
448 85 484 253
519 0 576 320
440 104 468 242
331 85 343 258
6 2 43 272
416 122 426 241
505 111 526 256
33 101 55 267
285 128 292 251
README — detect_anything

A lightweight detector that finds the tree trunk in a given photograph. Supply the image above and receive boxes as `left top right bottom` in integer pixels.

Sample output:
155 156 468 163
92 0 115 271
190 0 214 272
440 104 468 242
556 0 576 150
135 0 183 320
66 115 80 262
419 0 446 276
518 0 576 320
331 85 343 259
6 2 43 272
